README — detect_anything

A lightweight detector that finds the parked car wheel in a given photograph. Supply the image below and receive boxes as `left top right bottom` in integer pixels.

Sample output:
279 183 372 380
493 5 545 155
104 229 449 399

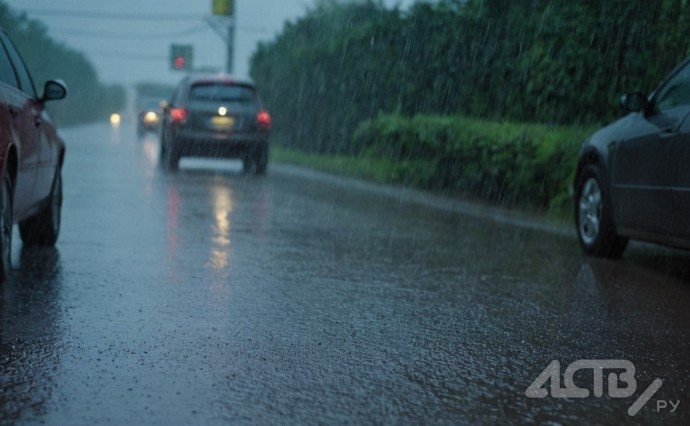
19 168 62 246
575 165 628 258
0 168 12 282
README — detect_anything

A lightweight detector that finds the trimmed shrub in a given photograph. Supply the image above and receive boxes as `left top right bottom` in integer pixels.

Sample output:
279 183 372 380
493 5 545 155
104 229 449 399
353 114 593 213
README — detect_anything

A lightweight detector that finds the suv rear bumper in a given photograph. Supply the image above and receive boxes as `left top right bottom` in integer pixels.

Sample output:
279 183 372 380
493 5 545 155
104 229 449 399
171 132 268 159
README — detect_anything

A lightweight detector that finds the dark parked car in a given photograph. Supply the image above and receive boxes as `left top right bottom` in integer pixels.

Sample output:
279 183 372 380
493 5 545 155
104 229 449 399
137 97 163 136
0 27 67 281
159 74 271 173
575 56 690 258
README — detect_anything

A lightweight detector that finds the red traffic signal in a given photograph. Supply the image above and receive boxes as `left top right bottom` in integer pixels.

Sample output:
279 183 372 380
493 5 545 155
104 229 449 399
174 56 186 69
170 44 193 71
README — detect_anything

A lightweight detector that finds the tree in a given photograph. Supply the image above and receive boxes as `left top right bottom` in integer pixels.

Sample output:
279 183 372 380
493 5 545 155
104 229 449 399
0 1 126 125
250 0 690 152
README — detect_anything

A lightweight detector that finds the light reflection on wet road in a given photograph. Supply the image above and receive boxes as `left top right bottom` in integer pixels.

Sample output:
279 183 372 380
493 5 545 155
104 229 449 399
1 123 689 425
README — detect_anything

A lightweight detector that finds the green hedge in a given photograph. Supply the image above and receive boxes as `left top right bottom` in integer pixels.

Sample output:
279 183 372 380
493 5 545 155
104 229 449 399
352 115 593 215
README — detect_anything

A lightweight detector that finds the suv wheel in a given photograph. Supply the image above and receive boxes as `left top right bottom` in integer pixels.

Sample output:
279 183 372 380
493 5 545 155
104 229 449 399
160 132 179 170
243 145 268 175
255 145 268 175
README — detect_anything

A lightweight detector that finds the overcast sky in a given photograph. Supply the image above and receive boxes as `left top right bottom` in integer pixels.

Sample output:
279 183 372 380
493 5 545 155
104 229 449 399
4 0 415 88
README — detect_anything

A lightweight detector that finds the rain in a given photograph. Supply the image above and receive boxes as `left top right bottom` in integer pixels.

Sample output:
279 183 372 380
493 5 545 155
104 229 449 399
1 0 690 424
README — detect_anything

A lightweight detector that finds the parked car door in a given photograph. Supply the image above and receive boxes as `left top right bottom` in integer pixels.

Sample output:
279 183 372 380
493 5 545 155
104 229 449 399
0 31 56 204
610 112 679 236
670 111 690 240
0 32 39 218
611 63 690 236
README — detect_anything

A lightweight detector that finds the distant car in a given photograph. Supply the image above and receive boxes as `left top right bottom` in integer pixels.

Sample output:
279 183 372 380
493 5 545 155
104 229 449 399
0 27 67 281
137 97 162 135
159 74 271 173
575 56 690 258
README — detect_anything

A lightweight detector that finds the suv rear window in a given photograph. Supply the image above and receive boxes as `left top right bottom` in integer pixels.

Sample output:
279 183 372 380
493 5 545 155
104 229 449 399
190 84 256 104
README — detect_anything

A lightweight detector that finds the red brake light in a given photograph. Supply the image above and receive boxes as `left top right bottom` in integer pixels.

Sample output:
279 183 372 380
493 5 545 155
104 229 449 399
170 107 187 122
257 110 271 129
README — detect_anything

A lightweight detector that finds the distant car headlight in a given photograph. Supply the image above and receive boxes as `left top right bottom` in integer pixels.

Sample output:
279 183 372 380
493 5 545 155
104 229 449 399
143 111 159 124
110 113 121 126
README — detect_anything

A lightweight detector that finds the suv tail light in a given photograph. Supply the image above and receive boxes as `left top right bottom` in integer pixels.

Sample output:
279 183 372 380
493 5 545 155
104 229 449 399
257 110 271 130
170 107 187 123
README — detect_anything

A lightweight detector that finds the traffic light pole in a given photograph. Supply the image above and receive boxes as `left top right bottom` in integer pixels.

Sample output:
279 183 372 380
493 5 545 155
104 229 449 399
226 16 235 74
205 14 236 75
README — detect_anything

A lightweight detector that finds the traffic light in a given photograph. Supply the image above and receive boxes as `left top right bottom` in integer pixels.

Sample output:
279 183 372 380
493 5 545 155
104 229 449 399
170 44 193 71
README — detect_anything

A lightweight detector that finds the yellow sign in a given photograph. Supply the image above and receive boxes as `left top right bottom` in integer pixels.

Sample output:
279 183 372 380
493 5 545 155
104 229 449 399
212 0 234 16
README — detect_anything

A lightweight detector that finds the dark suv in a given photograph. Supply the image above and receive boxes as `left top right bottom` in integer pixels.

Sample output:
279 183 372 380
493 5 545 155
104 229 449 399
159 74 271 173
575 56 690 258
0 27 67 281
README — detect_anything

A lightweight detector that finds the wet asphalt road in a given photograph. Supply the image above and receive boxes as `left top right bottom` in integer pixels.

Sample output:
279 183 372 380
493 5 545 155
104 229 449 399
1 122 690 425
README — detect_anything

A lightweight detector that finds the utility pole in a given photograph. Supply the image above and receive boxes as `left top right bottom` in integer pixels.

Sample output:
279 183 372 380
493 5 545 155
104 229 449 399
226 14 235 74
209 0 235 74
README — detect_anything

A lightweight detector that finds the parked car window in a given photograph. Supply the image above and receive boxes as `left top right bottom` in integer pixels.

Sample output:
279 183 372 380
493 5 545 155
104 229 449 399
654 62 690 112
0 42 19 90
0 32 36 98
190 84 256 103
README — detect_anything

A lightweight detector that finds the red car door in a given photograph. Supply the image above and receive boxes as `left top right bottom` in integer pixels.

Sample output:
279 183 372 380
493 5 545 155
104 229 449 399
0 34 40 220
0 32 56 203
2 89 40 219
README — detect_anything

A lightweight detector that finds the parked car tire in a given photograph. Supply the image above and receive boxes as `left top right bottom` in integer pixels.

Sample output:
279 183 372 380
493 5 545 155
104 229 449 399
19 168 62 246
575 165 628 258
0 167 12 282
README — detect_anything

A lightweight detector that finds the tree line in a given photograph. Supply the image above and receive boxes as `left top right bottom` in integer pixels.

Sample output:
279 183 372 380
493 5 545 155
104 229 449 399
250 0 690 154
0 1 125 126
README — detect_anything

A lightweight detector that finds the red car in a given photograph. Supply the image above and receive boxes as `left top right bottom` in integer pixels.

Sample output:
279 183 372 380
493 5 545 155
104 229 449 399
0 27 67 282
